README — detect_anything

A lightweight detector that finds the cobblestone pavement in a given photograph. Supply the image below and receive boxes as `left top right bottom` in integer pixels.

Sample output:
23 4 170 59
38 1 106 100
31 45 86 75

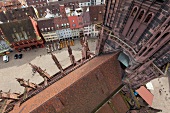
0 39 97 93
150 77 170 113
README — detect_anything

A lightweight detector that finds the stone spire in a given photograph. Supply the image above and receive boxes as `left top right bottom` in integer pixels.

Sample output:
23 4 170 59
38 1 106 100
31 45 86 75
29 63 50 79
67 45 76 66
0 90 20 100
0 90 20 113
16 78 38 89
29 63 50 86
16 78 39 100
51 53 65 76
81 37 91 60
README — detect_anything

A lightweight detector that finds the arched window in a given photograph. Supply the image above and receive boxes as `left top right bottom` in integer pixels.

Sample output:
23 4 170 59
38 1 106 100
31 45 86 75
144 14 152 23
131 7 138 17
137 10 144 20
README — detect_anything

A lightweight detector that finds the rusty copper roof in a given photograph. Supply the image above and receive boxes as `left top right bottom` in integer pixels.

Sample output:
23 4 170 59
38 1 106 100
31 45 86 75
10 52 125 113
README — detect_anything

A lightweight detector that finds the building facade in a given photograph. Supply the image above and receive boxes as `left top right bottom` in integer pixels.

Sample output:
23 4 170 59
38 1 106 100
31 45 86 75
83 24 99 37
97 0 170 89
37 4 105 42
91 0 105 5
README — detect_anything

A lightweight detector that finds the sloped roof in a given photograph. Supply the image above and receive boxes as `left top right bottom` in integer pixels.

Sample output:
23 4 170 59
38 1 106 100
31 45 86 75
97 93 129 113
89 5 105 24
10 52 124 113
0 18 36 43
136 86 154 106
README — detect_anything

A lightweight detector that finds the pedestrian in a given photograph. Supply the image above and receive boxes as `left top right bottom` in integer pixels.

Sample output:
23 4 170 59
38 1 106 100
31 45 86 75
159 89 162 95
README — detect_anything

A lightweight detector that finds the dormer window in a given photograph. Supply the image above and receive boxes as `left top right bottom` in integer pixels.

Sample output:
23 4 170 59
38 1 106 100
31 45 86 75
41 28 44 31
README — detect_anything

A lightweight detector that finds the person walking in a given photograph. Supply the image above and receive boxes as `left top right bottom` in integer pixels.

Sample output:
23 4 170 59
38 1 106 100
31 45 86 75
159 89 162 95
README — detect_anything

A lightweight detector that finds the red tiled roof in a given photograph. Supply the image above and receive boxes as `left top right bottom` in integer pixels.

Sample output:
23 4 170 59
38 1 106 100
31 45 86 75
68 16 83 29
136 86 154 106
10 52 124 113
97 93 129 113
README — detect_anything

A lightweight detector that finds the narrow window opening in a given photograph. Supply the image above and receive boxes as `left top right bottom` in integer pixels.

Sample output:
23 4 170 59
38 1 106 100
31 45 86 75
144 14 152 23
131 7 137 17
129 29 134 36
137 10 144 20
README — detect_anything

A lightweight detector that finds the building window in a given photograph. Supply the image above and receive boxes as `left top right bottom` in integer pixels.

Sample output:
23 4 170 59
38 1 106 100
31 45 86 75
72 20 74 22
20 27 23 31
129 29 133 36
72 24 76 27
131 7 138 17
137 10 144 20
13 28 16 32
27 32 30 35
144 14 152 23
